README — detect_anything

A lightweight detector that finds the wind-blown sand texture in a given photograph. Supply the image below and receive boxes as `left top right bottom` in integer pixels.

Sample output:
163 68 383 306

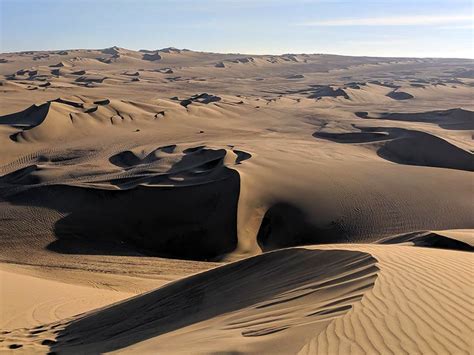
0 47 473 354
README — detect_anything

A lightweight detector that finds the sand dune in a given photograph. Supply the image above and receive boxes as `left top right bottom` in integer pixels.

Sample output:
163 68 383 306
300 244 473 355
386 90 414 100
376 229 473 250
314 126 473 171
176 93 222 107
142 52 162 61
2 245 471 354
357 108 474 130
0 47 473 354
0 144 244 259
3 248 378 353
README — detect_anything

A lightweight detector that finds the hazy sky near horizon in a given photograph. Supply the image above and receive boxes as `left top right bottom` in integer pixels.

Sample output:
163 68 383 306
1 0 473 58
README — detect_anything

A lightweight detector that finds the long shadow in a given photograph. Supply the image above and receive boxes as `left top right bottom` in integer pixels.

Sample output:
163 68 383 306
257 203 348 251
376 231 473 251
313 126 474 172
51 248 378 354
0 147 241 260
269 84 349 99
355 108 474 131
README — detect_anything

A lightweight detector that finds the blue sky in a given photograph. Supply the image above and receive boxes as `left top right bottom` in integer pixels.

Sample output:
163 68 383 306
1 0 473 58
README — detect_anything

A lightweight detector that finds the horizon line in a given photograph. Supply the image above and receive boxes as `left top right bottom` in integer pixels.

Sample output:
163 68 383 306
1 45 473 60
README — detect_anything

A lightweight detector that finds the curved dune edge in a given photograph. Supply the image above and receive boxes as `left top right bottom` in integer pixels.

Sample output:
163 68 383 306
313 126 474 172
299 244 474 355
434 229 474 246
0 143 250 261
1 248 378 354
2 245 472 355
375 229 474 250
356 108 474 131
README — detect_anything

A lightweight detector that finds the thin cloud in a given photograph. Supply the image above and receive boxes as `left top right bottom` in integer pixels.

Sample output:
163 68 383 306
299 14 474 26
439 24 474 29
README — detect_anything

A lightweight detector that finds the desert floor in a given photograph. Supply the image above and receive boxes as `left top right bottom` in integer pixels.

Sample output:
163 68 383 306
0 47 473 354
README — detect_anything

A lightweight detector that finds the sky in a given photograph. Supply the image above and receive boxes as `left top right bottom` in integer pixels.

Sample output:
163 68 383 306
1 0 473 58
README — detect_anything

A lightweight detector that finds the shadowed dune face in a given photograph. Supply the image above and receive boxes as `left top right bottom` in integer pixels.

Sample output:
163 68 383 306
3 176 240 260
375 230 474 251
49 248 378 354
386 90 414 100
273 84 350 99
50 174 239 260
142 52 162 61
314 126 474 172
356 108 474 130
0 102 50 128
307 86 349 100
172 93 222 107
0 145 245 260
109 145 177 168
257 203 345 251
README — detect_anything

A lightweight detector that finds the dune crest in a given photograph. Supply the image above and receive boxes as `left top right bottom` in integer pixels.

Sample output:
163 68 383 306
2 248 377 353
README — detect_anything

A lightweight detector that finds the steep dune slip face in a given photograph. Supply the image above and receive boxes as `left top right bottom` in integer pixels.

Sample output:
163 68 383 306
39 248 377 354
313 126 474 172
356 108 474 131
2 245 473 354
0 145 244 260
256 203 346 251
0 102 51 128
376 229 474 251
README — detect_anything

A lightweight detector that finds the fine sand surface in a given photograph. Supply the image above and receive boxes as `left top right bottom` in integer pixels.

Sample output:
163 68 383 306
0 47 473 354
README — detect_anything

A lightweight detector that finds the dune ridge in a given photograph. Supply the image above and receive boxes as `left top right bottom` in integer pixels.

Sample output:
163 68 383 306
300 245 474 355
2 248 379 353
313 125 473 171
375 229 473 251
